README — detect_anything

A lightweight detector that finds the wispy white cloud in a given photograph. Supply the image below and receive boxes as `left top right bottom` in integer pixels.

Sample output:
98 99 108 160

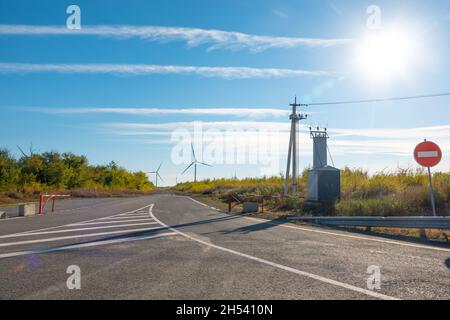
328 1 344 16
0 24 353 52
271 9 289 19
25 107 290 118
107 121 291 131
0 63 333 79
328 125 450 140
104 121 450 158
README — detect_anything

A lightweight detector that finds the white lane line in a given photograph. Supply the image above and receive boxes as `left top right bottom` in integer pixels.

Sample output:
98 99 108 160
0 222 158 239
0 226 165 248
114 214 149 218
117 211 148 217
98 215 151 220
186 196 221 211
185 196 450 253
71 218 155 226
243 216 450 253
8 204 154 236
0 200 116 222
149 204 399 300
0 232 177 259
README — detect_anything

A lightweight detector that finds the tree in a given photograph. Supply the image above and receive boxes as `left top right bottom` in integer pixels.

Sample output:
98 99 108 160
0 148 154 192
0 149 19 191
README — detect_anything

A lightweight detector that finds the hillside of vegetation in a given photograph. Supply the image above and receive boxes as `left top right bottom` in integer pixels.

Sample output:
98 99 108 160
0 149 154 204
174 167 450 217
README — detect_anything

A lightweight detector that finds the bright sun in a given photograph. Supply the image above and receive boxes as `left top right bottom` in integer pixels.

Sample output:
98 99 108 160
355 27 417 83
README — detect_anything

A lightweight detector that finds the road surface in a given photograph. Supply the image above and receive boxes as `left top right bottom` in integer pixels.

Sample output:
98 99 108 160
0 194 448 300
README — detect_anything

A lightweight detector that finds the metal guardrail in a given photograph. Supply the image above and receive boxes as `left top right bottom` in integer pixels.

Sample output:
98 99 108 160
286 216 450 229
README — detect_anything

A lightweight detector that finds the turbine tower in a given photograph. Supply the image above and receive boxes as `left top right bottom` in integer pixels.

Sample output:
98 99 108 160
284 97 307 195
147 162 163 188
181 143 212 182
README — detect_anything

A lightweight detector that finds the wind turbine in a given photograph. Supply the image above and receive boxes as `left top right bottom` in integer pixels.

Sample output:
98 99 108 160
147 162 163 188
181 143 212 182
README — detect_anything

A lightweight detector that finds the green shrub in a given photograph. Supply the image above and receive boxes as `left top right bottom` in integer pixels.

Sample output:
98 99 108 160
0 148 154 194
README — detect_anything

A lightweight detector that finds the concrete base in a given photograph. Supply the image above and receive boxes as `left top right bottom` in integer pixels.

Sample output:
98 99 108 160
18 204 36 217
243 202 259 213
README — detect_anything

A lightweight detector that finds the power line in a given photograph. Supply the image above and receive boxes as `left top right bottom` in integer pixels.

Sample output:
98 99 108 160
306 92 450 106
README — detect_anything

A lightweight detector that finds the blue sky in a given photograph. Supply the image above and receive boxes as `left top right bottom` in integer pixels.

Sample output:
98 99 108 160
0 0 449 185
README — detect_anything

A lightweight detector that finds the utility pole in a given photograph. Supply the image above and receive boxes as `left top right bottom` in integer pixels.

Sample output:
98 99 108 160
284 97 307 195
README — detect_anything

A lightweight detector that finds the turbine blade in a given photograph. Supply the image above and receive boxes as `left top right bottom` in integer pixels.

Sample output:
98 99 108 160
181 162 195 174
199 162 212 167
17 145 28 158
191 143 196 161
157 162 162 172
157 172 164 182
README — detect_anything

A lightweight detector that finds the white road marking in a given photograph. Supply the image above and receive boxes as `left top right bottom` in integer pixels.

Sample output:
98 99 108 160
243 216 450 253
98 215 151 220
186 196 221 211
8 204 155 236
149 204 399 300
0 222 158 239
185 196 450 253
0 232 177 259
0 200 116 222
0 226 165 248
117 212 150 216
70 218 156 226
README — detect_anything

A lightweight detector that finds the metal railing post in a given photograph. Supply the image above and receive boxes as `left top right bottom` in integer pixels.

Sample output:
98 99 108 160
261 197 264 214
39 194 44 214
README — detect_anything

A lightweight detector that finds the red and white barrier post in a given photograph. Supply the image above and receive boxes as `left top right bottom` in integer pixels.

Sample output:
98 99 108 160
38 194 71 214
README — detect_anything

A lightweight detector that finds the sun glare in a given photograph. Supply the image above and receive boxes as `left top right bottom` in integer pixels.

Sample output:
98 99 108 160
355 27 417 82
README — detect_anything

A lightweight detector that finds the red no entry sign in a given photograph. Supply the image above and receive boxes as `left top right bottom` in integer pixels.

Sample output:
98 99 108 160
414 141 442 167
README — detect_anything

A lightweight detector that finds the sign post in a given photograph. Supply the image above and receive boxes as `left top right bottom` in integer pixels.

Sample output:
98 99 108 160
426 166 436 216
413 140 442 216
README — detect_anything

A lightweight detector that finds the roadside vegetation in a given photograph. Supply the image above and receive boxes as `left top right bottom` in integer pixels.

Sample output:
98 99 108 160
0 148 154 204
174 167 450 217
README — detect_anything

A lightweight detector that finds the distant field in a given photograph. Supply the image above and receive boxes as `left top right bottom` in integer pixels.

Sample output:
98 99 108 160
174 167 450 217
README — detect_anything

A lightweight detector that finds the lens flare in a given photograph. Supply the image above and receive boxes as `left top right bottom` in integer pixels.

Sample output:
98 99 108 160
355 26 418 83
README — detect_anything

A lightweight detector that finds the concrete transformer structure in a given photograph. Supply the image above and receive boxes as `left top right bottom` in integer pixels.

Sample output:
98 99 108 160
307 129 341 202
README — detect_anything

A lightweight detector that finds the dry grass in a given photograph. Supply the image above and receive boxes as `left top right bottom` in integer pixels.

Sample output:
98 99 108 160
174 167 450 217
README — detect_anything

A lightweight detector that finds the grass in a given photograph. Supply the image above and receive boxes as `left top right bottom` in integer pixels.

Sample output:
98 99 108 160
176 168 450 241
174 167 450 217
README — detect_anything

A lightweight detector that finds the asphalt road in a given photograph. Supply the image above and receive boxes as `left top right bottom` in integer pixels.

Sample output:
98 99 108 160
0 194 448 300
